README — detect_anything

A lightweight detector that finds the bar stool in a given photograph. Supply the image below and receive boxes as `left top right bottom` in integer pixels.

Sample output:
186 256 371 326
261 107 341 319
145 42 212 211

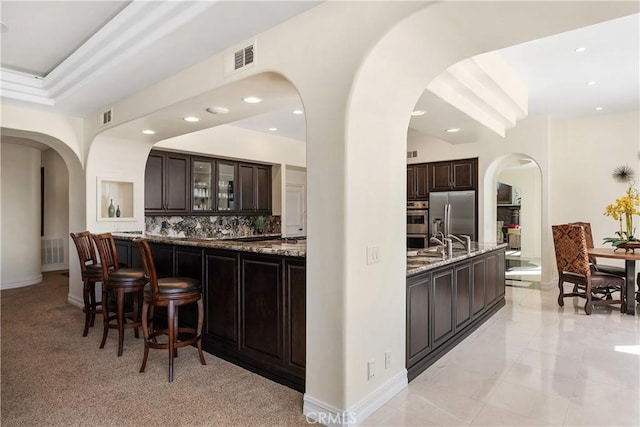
92 233 147 356
133 237 206 382
70 231 103 337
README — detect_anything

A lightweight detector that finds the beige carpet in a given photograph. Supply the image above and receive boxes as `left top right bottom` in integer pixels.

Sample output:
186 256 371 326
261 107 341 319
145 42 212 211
1 271 310 426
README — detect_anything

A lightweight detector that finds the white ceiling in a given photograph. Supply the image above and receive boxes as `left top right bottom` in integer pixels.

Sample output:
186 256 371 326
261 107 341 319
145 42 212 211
0 2 638 144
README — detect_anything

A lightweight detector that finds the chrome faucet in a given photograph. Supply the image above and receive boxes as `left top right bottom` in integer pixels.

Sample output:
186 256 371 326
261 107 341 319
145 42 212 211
430 232 450 258
448 234 471 253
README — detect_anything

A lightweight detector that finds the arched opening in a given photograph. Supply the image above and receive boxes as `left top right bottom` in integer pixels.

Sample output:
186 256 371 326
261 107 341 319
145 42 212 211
1 128 84 300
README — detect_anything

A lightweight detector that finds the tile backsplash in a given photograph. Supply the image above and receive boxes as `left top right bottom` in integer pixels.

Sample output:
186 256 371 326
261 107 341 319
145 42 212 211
145 215 281 238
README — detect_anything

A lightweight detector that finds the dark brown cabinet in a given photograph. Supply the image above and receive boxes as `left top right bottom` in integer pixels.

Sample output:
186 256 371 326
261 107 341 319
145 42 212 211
407 164 428 200
406 247 506 381
205 250 239 348
284 260 306 377
428 158 477 192
145 151 190 214
239 163 271 213
146 150 271 215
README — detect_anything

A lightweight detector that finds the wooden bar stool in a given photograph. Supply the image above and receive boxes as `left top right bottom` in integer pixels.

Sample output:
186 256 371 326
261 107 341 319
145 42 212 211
133 237 206 382
92 233 147 356
70 231 103 337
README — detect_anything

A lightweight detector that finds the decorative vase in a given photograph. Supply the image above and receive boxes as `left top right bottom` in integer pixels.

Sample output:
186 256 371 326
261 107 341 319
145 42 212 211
108 199 115 217
625 212 633 240
116 205 121 218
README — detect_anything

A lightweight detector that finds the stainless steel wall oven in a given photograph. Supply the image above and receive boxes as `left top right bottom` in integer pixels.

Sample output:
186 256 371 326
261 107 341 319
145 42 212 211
407 201 428 248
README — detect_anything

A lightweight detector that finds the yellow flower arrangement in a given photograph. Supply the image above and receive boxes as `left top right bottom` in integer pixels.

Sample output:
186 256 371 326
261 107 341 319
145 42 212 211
603 166 640 246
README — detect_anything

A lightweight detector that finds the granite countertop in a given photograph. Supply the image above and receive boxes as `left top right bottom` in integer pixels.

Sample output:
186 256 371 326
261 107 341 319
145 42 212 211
112 232 306 258
407 242 508 277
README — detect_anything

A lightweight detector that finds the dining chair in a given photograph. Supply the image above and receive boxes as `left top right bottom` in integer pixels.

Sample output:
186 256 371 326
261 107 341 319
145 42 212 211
571 221 626 277
70 231 103 337
92 232 147 356
133 237 206 382
552 223 625 315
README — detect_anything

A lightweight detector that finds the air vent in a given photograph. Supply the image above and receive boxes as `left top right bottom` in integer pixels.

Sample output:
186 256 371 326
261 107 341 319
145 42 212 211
234 44 254 70
225 41 256 76
101 108 113 125
407 151 418 159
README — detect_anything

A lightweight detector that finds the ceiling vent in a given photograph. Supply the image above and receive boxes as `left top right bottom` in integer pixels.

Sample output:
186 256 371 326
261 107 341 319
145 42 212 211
101 108 113 126
225 41 256 76
407 150 418 159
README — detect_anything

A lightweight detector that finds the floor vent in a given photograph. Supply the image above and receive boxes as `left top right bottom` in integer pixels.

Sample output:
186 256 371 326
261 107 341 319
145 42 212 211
101 108 113 126
42 237 67 272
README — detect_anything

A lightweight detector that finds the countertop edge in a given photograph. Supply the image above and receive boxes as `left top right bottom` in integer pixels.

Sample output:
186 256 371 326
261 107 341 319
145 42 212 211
406 243 507 277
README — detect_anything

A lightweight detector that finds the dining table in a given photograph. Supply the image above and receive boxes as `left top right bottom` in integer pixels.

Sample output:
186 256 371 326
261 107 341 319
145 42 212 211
587 247 640 315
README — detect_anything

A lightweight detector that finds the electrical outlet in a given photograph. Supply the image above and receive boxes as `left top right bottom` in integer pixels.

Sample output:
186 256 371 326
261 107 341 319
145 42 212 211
385 351 391 369
366 246 381 264
367 359 376 380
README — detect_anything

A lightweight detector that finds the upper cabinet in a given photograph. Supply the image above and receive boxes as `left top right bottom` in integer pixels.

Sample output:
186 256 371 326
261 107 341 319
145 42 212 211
407 164 428 200
238 163 271 213
145 150 271 215
145 151 190 214
428 158 477 192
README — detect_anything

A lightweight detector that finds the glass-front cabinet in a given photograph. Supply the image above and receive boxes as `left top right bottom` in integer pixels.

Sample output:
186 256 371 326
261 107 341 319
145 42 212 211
192 158 214 212
216 161 236 212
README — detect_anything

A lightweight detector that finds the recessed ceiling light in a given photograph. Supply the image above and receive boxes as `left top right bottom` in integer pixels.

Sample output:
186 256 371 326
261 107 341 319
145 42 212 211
411 110 426 116
586 81 596 86
142 129 156 135
595 106 604 111
183 116 200 122
242 96 262 104
268 127 278 131
446 128 461 133
574 47 587 53
292 109 304 115
206 106 230 115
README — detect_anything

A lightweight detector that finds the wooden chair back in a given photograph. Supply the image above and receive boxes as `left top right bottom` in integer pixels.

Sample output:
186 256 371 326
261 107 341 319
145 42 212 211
70 231 97 274
92 232 120 279
133 238 159 296
552 223 591 277
570 221 598 264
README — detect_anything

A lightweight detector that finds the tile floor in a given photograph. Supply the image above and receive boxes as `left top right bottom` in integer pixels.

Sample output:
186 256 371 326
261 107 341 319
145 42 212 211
362 284 640 426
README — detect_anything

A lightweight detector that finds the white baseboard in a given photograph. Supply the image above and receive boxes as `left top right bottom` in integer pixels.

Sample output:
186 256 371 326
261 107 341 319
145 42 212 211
0 274 42 290
540 277 557 290
303 369 407 426
41 263 69 272
67 294 84 309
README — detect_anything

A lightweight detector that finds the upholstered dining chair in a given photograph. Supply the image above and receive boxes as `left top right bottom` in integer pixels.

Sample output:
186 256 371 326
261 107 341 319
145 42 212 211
571 221 626 277
70 231 103 337
133 237 206 382
552 223 625 315
92 233 147 356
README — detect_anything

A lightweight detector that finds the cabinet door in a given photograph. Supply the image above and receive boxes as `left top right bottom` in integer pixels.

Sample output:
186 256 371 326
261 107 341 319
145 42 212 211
165 153 190 213
205 250 239 346
472 258 486 315
145 153 165 212
284 259 306 377
216 161 236 212
429 162 453 192
455 262 472 329
407 273 431 366
451 159 476 190
485 252 498 306
256 165 271 212
114 240 131 268
496 250 506 298
238 163 256 212
149 243 174 279
407 166 416 200
175 246 202 328
240 255 283 363
415 164 428 199
432 268 454 347
192 158 214 213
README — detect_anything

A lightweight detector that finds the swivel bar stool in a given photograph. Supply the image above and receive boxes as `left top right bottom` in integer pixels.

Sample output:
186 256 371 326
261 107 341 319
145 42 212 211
70 231 103 337
133 237 206 382
92 233 147 356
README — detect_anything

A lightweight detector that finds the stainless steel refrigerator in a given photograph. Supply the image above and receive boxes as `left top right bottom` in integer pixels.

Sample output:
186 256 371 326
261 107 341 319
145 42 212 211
428 190 476 243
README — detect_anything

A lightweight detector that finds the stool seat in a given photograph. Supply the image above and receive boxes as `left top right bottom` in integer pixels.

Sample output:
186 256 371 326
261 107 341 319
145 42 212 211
84 263 103 277
109 268 146 283
145 277 200 296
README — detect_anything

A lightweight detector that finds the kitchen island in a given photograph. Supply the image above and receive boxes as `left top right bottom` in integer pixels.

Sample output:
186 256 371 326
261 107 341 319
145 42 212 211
113 233 306 391
406 243 507 381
